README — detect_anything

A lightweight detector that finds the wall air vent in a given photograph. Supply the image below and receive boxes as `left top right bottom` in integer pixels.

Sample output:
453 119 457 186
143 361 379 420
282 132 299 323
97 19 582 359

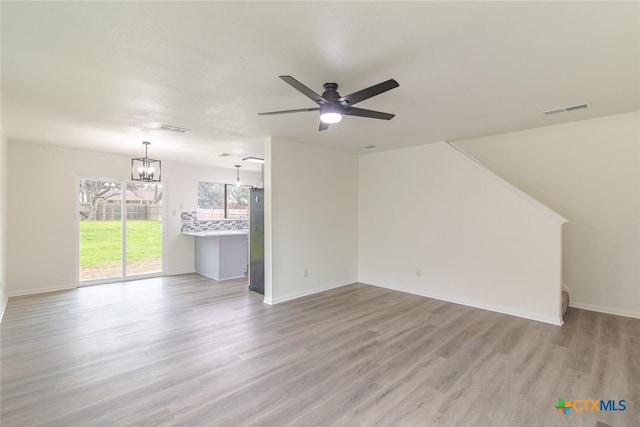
543 103 589 115
159 124 190 133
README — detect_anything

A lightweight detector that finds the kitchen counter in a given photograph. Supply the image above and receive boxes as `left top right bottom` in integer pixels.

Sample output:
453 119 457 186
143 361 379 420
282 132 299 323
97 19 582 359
183 230 248 280
182 229 248 237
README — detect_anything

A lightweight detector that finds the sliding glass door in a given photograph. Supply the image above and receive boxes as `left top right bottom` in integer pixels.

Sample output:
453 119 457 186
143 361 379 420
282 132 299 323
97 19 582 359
125 182 163 276
78 178 163 283
78 179 123 280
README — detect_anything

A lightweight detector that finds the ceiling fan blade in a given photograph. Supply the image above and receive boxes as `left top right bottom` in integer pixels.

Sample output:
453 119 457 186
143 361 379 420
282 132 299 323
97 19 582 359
319 121 330 131
258 107 320 116
279 75 328 104
340 79 399 106
342 107 395 120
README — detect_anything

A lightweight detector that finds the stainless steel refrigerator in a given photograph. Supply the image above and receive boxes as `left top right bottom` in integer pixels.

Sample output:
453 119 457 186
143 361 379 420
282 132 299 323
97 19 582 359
249 188 264 294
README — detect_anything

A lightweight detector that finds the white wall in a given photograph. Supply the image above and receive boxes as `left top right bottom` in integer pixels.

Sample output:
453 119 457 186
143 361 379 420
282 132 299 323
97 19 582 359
358 142 566 325
456 111 640 318
264 137 358 303
6 141 259 296
0 128 8 320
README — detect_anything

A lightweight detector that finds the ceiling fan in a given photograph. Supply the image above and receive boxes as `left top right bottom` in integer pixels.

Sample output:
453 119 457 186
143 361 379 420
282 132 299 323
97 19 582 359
259 75 399 131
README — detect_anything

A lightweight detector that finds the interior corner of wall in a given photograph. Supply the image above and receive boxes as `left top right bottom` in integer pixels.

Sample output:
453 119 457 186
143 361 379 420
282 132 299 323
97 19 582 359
0 294 8 323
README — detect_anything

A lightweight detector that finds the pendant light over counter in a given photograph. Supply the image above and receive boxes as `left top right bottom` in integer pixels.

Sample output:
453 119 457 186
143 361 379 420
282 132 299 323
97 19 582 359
131 141 161 182
235 164 242 186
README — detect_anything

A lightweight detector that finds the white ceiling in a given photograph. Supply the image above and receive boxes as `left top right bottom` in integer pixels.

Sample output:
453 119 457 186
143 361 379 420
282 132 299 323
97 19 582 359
2 1 639 172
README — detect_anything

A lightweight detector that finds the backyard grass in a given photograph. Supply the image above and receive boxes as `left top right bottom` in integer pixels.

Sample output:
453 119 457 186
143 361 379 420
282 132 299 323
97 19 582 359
79 220 162 268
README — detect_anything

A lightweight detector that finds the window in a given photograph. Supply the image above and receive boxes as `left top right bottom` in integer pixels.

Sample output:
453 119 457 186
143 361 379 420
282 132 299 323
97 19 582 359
198 182 249 219
226 184 249 219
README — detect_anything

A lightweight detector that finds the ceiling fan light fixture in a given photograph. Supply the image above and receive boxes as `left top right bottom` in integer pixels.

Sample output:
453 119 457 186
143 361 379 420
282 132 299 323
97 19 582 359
320 112 342 124
259 75 398 131
320 104 343 124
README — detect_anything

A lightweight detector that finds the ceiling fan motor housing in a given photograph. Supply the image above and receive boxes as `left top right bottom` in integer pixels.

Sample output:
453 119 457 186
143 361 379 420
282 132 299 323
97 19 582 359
321 83 341 103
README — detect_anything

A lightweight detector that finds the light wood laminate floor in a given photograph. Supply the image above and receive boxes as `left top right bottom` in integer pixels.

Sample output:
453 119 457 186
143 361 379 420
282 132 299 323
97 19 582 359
1 274 638 426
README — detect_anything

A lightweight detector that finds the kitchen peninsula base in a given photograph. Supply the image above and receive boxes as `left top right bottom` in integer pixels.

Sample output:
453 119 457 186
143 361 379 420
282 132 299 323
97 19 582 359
184 231 248 281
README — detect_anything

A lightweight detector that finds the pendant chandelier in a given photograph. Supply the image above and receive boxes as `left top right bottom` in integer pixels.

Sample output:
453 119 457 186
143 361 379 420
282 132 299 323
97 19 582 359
131 141 161 182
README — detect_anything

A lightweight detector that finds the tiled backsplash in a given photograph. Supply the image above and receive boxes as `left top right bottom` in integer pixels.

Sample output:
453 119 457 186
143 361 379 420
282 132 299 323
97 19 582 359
181 211 248 232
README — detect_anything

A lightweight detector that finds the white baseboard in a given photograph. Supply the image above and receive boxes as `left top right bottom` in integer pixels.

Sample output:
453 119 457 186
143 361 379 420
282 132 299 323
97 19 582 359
166 268 196 276
0 295 8 323
8 284 77 298
359 280 563 326
192 272 245 281
570 301 640 319
265 280 355 305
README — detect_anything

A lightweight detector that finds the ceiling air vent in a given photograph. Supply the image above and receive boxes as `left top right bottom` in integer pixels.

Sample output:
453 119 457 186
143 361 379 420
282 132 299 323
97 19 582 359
565 103 588 112
159 124 190 133
543 103 589 115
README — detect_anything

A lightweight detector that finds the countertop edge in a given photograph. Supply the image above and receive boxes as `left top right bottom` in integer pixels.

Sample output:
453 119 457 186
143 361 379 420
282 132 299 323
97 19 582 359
182 230 248 237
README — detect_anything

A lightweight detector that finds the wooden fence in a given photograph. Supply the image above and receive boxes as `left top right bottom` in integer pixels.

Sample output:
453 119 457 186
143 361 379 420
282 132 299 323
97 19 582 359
79 203 162 221
196 208 248 220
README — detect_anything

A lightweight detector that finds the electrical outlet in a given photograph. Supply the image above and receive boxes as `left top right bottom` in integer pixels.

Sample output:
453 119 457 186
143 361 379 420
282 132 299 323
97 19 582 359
303 268 308 277
416 268 422 277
